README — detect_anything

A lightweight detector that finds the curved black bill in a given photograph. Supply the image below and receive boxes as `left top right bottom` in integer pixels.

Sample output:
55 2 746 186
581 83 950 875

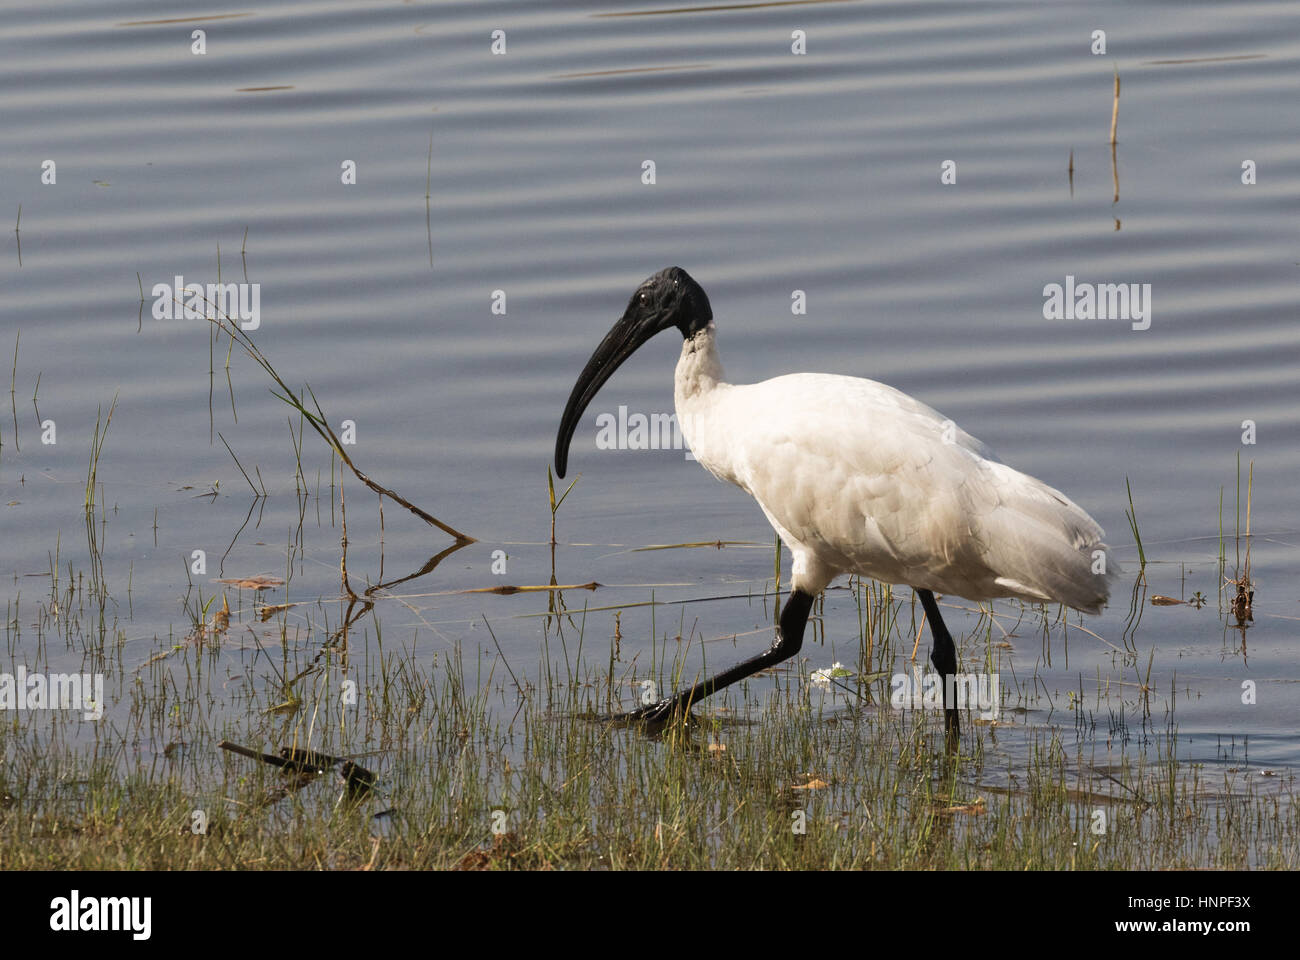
554 312 660 478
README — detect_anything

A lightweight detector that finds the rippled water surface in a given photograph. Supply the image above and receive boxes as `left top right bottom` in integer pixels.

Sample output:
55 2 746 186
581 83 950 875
3 1 1298 783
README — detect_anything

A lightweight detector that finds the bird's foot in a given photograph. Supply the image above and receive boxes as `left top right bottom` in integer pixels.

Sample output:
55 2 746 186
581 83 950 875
601 696 687 727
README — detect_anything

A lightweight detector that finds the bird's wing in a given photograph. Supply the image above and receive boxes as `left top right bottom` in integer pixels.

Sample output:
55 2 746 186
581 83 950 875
710 373 1113 611
715 373 994 589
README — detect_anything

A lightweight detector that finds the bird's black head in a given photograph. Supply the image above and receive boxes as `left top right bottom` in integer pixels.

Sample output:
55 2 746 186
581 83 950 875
624 266 713 340
554 267 712 477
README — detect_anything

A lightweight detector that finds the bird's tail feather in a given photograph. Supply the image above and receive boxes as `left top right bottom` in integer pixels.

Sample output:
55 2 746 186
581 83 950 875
980 465 1119 615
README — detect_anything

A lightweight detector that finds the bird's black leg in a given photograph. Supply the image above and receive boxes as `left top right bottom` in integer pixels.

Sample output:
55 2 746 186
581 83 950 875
917 589 960 748
614 589 815 723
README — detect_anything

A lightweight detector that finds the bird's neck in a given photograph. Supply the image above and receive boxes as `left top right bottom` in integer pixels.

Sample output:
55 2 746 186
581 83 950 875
674 324 735 484
674 325 726 402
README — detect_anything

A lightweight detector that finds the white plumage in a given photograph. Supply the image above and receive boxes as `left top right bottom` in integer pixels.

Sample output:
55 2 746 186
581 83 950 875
674 326 1116 613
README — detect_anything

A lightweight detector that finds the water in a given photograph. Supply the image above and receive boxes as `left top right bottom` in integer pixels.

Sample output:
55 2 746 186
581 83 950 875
2 1 1298 785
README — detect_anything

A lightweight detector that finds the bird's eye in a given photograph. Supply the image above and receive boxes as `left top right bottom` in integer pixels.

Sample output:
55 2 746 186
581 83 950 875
639 292 647 303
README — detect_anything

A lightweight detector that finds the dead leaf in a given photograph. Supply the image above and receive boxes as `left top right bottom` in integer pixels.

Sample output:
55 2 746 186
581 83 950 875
793 778 829 791
216 575 284 590
1150 595 1182 606
209 594 230 633
259 602 298 621
136 649 174 670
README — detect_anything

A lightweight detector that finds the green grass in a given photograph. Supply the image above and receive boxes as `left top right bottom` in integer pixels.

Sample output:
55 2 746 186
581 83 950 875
1 543 1294 870
1124 476 1145 570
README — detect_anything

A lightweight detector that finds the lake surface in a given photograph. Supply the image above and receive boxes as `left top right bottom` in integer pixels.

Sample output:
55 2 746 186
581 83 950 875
2 1 1298 792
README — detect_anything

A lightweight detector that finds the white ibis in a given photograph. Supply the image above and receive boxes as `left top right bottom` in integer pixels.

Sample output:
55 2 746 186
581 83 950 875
555 267 1116 740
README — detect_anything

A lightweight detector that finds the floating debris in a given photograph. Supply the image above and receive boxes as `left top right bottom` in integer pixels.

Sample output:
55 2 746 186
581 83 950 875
1229 582 1254 623
218 741 378 804
460 582 599 595
259 601 298 621
792 777 829 791
936 797 987 816
215 575 284 590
